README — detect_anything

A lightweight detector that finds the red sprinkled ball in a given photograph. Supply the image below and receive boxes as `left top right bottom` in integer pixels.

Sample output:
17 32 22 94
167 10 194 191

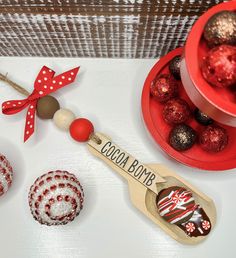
0 154 13 197
70 118 94 142
201 45 236 88
150 74 178 103
163 98 191 124
28 170 84 226
199 125 228 152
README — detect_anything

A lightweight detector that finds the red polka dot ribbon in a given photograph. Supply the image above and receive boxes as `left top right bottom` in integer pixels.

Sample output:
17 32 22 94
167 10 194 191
2 66 80 142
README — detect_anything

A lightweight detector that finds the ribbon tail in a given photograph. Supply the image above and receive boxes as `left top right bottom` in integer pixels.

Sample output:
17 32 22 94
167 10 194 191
24 100 37 142
2 99 29 115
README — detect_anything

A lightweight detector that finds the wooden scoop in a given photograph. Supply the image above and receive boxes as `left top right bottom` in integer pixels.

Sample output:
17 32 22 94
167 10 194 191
87 133 216 244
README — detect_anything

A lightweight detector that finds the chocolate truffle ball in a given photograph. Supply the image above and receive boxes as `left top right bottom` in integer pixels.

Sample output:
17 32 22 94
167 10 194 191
37 95 60 119
201 45 236 88
28 170 84 226
163 98 191 124
169 55 181 80
169 124 197 151
156 186 195 225
199 125 228 152
150 74 178 103
194 108 213 126
204 11 236 48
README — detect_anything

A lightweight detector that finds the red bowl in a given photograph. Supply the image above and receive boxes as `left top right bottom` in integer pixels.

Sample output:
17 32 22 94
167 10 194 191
141 47 236 171
181 1 236 127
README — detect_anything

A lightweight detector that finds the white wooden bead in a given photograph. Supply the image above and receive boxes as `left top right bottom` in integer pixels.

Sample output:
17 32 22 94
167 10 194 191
53 108 76 131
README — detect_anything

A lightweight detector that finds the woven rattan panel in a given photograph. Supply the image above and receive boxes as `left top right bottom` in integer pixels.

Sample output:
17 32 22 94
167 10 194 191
0 0 225 58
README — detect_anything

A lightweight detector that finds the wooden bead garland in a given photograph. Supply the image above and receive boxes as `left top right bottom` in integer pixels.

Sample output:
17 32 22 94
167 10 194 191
37 95 95 142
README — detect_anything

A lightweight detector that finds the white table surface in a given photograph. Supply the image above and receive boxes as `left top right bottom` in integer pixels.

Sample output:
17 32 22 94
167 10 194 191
0 57 235 258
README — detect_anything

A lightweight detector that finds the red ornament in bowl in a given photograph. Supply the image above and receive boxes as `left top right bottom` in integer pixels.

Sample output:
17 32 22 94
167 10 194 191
150 74 178 103
201 45 236 88
181 1 236 127
163 98 191 124
142 47 236 171
199 125 228 153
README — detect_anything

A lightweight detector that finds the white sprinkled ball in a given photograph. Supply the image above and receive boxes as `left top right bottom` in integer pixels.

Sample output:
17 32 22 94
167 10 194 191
53 108 76 131
28 170 84 226
0 154 13 196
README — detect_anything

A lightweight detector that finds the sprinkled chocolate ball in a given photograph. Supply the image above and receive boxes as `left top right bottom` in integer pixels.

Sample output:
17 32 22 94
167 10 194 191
201 45 236 88
169 124 197 151
28 170 84 226
0 154 13 197
204 11 236 48
169 55 181 80
36 95 60 119
150 74 178 103
163 98 191 124
156 186 195 225
194 108 213 126
199 125 228 152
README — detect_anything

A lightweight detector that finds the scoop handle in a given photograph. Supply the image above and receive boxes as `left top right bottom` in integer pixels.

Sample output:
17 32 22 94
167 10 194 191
87 133 166 195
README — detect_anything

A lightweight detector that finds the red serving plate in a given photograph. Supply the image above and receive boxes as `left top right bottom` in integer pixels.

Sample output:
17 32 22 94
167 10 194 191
183 1 236 126
141 47 236 171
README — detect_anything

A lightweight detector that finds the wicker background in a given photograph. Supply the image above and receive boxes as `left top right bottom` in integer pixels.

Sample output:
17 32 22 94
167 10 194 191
0 0 225 58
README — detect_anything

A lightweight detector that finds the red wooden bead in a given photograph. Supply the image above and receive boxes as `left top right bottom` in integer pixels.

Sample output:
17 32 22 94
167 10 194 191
69 118 94 142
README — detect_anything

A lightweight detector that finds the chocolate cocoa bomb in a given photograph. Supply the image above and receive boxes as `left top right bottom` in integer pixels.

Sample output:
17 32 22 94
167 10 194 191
179 205 211 237
204 11 236 48
169 55 181 80
169 124 197 151
156 186 195 225
194 108 213 126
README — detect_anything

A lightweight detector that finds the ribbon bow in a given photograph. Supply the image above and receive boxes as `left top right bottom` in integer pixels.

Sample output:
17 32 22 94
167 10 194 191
2 66 79 142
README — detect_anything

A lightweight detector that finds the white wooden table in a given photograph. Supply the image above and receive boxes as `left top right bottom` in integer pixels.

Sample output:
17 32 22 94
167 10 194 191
0 57 235 258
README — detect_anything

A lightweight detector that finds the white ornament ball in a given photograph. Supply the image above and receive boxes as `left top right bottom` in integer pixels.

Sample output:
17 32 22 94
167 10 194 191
53 109 76 131
0 154 13 196
28 170 84 226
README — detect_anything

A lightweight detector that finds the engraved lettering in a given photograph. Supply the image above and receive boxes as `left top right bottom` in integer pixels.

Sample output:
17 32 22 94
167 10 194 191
116 152 125 164
128 159 139 173
134 165 144 177
146 174 156 186
101 141 112 154
111 149 120 161
119 156 129 168
106 145 115 157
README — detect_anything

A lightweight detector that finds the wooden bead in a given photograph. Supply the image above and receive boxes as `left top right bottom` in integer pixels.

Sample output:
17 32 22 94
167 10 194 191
36 95 60 119
53 108 76 131
69 118 94 142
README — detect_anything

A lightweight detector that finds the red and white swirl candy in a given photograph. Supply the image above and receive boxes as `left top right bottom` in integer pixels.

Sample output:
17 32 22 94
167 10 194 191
28 170 84 226
0 154 13 196
202 220 211 230
185 222 195 233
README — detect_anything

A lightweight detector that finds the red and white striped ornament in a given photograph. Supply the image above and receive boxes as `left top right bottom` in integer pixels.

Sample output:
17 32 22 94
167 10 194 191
28 170 84 226
0 154 13 196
